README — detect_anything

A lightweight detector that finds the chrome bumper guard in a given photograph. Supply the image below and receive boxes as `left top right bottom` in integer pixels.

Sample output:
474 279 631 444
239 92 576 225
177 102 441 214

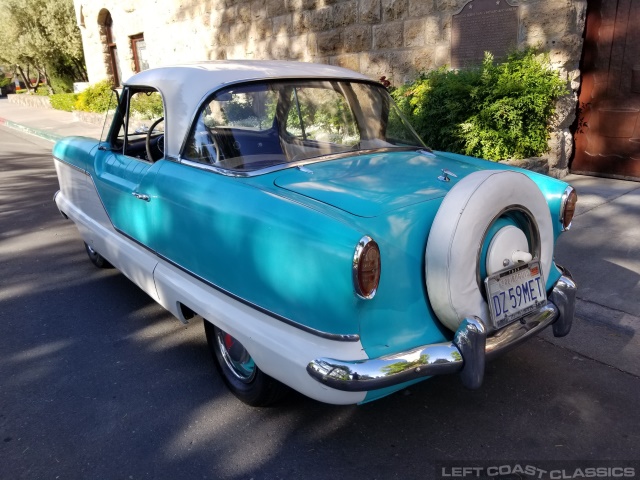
307 269 576 392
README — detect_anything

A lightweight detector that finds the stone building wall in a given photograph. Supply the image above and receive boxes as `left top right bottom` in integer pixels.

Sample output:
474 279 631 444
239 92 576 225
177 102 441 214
73 0 587 177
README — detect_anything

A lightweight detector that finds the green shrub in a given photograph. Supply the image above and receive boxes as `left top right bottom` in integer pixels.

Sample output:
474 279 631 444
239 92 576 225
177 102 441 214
392 48 568 161
130 92 164 119
0 76 11 88
75 79 113 113
393 67 480 154
50 93 79 112
50 76 74 94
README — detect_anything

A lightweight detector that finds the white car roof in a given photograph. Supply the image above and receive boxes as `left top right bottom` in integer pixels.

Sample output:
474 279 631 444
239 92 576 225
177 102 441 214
123 60 372 158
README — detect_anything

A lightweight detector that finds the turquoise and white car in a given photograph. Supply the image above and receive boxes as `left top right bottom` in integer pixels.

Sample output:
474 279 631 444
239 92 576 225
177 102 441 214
53 61 577 406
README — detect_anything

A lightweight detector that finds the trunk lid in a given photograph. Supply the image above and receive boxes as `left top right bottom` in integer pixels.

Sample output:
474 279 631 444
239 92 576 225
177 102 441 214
273 150 487 217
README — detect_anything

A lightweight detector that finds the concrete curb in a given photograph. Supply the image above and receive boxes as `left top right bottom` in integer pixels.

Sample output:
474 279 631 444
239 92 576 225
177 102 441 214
0 117 62 143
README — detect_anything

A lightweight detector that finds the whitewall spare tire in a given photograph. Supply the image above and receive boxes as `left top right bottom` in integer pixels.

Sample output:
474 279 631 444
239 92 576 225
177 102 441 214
425 170 553 332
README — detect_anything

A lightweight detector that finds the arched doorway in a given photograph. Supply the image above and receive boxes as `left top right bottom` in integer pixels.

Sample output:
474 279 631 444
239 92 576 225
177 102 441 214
97 9 121 86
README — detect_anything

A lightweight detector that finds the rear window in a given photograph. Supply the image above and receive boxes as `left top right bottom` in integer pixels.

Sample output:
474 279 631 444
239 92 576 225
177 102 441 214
183 79 425 172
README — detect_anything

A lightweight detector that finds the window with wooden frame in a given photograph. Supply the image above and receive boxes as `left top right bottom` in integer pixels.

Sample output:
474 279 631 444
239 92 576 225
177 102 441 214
131 34 149 73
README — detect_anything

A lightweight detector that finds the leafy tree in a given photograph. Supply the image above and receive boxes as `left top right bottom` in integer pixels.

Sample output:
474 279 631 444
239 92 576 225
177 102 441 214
0 65 11 88
0 0 87 94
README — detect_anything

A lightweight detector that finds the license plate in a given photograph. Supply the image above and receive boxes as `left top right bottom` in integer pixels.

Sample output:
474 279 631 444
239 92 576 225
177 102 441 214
484 261 547 329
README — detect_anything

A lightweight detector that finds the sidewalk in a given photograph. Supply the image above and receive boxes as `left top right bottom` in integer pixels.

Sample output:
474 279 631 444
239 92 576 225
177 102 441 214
1 95 639 376
543 173 640 377
0 97 104 142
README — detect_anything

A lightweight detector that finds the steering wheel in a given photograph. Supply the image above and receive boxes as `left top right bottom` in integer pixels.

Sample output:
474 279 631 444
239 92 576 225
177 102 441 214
146 116 165 162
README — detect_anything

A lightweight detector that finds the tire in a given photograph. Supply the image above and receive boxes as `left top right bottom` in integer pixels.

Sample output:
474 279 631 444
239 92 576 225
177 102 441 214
84 242 113 269
425 170 553 331
203 321 288 407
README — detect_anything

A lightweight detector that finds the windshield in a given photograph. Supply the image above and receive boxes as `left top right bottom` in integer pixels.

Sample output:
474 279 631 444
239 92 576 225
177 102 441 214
184 79 426 173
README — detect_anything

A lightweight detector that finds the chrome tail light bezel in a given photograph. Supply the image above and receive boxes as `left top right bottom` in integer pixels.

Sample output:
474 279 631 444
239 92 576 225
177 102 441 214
353 236 381 300
560 186 578 231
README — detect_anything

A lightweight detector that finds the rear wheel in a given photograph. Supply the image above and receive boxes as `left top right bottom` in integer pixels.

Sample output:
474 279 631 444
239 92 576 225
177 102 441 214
204 321 288 406
84 242 113 268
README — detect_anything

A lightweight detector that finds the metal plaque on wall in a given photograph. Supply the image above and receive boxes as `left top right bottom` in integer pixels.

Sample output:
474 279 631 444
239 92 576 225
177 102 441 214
451 0 519 69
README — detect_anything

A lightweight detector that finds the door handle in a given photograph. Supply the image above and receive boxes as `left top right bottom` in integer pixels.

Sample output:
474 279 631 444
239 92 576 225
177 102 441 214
132 192 150 202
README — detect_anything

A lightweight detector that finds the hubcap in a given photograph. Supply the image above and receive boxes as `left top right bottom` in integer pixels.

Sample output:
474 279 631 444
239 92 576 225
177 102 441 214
477 207 541 290
215 329 256 383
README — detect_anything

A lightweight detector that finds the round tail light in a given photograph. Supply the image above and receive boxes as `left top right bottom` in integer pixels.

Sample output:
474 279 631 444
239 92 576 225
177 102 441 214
353 236 381 299
561 186 578 231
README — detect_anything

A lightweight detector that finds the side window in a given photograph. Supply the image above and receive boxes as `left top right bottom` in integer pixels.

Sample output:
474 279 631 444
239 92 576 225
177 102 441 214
184 114 219 165
112 88 164 161
208 90 277 130
284 87 359 146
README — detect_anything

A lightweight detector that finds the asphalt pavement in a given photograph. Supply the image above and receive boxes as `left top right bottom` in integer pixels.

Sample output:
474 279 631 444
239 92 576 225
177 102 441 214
1 98 639 478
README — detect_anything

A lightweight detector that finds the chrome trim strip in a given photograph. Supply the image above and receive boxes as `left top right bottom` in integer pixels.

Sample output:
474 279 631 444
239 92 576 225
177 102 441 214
53 156 89 176
180 158 246 177
559 185 576 231
178 147 420 178
307 270 576 391
352 235 379 300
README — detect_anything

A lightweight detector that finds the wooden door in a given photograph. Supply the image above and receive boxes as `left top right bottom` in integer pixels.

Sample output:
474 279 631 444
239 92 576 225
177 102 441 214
572 0 640 180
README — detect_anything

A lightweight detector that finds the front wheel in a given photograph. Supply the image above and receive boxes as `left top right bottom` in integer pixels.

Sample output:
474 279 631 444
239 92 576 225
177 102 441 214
204 321 288 407
84 242 112 268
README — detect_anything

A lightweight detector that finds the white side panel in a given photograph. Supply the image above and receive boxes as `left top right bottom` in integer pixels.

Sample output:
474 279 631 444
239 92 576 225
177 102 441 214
54 160 160 303
154 261 368 405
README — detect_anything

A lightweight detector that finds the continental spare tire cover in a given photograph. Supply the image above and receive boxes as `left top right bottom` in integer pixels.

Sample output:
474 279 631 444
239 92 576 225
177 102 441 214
425 170 553 331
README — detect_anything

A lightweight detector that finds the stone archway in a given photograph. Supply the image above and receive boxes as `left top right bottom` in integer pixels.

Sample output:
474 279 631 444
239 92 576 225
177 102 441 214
97 9 121 86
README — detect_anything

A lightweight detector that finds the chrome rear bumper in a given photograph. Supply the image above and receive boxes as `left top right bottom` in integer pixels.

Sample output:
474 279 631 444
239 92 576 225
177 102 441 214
307 268 576 391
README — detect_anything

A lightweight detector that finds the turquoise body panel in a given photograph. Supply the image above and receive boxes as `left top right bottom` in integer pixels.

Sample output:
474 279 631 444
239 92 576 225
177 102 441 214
273 151 457 217
54 138 571 401
147 161 363 335
53 137 102 171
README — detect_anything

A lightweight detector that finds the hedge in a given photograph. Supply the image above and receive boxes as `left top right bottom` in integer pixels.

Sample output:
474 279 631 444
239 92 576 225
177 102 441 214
392 48 568 161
